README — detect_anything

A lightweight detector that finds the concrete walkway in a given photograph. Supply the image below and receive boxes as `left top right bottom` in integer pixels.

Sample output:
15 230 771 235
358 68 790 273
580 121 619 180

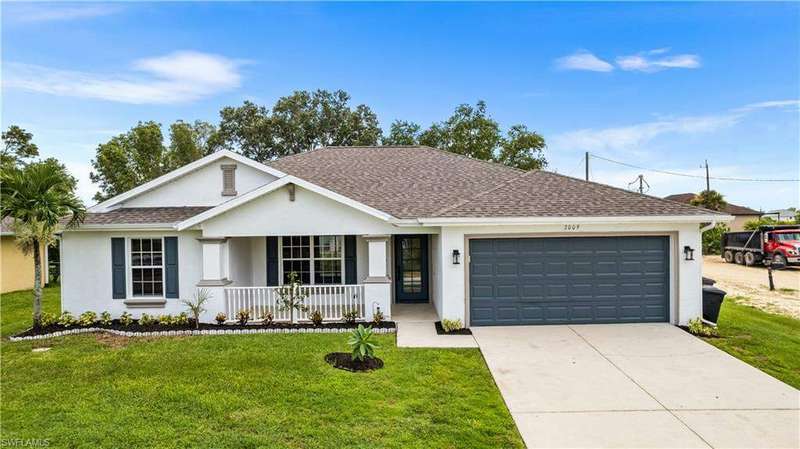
472 324 800 449
393 304 477 348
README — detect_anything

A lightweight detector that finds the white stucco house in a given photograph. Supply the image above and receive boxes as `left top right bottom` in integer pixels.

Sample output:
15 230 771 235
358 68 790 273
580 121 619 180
61 146 731 326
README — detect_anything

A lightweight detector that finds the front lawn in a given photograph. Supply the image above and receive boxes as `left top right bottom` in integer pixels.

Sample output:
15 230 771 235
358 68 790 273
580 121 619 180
0 287 523 449
702 296 800 389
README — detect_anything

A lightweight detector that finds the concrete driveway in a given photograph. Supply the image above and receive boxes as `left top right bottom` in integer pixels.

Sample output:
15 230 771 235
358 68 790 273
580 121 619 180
473 324 800 448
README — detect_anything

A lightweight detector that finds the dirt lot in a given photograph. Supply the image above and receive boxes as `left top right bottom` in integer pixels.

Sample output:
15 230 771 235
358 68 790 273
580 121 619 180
703 255 800 319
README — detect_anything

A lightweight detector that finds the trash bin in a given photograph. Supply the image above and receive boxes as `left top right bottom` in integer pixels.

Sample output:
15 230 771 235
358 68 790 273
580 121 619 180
702 277 716 286
702 286 726 324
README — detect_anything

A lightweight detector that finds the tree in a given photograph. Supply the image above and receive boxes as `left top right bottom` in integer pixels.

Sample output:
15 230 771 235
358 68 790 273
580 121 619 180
701 223 729 255
381 120 422 145
91 120 217 201
1 162 85 327
214 90 382 161
417 101 547 170
1 125 40 169
690 190 727 212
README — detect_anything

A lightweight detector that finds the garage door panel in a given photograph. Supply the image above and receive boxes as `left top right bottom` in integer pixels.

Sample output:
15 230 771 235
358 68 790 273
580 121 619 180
469 236 669 326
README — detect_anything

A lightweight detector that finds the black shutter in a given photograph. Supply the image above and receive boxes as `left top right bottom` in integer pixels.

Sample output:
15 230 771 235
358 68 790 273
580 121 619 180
111 238 126 299
266 236 279 286
164 237 179 298
344 235 357 284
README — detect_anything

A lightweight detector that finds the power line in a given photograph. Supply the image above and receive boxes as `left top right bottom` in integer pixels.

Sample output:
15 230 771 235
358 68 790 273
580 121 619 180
589 153 800 182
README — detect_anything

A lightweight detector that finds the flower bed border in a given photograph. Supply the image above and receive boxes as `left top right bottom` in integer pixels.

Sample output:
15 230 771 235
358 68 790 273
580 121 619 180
9 324 396 342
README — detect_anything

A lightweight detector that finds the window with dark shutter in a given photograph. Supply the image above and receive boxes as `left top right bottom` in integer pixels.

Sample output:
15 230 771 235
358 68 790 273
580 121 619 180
221 164 237 196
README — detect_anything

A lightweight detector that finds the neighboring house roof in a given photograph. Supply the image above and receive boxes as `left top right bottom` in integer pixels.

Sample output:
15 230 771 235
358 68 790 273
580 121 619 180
1 217 14 235
80 207 212 226
664 193 762 216
270 146 724 219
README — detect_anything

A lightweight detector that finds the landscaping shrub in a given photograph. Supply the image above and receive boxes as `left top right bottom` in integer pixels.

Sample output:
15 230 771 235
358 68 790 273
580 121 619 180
341 309 358 324
39 312 58 327
58 311 76 328
310 310 323 326
372 310 384 325
157 314 174 326
236 309 250 325
182 288 211 329
120 312 133 326
139 313 155 326
441 318 463 333
215 313 227 325
348 324 379 361
262 312 273 325
688 317 718 337
99 311 112 326
78 311 97 327
174 312 189 326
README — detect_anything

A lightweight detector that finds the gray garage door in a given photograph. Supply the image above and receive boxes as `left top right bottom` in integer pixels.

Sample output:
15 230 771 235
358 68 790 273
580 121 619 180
469 236 669 326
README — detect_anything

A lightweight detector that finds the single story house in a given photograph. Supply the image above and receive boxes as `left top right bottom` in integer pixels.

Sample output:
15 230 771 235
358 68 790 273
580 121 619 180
62 146 730 326
664 193 762 231
762 209 797 222
1 218 49 294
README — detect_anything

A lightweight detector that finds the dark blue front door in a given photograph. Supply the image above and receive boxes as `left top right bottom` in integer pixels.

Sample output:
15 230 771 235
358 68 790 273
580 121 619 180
395 235 429 303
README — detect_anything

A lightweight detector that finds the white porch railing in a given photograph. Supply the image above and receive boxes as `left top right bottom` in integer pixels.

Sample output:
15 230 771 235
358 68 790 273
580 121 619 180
224 285 366 322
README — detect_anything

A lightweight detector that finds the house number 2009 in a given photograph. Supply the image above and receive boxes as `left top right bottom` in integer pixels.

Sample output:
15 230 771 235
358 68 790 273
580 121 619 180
563 224 580 231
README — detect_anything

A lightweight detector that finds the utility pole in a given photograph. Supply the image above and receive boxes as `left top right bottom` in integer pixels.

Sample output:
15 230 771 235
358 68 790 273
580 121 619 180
704 159 710 192
585 152 589 181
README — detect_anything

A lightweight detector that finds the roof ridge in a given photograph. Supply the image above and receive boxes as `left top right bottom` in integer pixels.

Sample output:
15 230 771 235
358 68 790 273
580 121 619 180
540 170 727 216
431 170 535 217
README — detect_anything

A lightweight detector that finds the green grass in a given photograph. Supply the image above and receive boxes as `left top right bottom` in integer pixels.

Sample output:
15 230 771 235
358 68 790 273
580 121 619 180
0 287 523 449
702 296 800 389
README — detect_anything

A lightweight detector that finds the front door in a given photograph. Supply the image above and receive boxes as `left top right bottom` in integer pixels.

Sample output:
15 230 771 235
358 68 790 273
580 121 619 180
395 235 429 303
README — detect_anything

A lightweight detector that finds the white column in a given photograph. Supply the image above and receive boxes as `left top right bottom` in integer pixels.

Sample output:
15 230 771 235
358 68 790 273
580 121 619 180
439 227 467 324
678 225 703 325
363 235 391 319
197 237 231 323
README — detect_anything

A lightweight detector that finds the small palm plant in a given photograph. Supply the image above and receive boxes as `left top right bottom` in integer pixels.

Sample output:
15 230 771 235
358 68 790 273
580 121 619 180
276 271 309 324
348 324 379 361
1 161 85 328
181 288 211 329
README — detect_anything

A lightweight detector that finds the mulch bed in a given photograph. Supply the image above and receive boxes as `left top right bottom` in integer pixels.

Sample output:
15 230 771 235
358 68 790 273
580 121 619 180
434 321 472 335
678 325 722 339
12 320 396 339
324 352 384 372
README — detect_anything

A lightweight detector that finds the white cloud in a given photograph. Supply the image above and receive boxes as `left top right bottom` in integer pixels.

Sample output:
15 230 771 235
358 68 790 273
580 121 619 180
554 51 614 72
552 114 741 152
616 51 700 72
3 51 243 104
63 161 98 206
733 100 800 112
4 4 123 23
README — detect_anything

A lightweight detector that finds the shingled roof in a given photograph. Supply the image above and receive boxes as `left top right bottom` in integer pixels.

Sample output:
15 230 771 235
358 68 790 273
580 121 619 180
81 207 212 225
270 146 722 219
664 193 762 216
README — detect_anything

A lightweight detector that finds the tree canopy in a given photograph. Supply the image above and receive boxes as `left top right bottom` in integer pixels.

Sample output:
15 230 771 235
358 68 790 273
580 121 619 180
689 190 727 212
1 125 40 169
89 91 548 201
90 120 218 202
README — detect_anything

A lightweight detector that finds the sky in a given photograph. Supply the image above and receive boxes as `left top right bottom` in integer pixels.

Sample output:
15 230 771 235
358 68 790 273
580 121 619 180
2 2 799 211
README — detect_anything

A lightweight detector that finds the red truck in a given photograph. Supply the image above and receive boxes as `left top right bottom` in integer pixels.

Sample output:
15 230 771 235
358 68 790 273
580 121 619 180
721 225 800 266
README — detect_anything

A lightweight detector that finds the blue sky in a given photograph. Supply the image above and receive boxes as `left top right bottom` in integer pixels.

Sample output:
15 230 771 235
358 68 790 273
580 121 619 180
2 2 798 210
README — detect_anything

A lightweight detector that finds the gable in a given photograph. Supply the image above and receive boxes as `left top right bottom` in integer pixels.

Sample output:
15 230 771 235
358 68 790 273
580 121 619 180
198 184 423 236
122 157 278 208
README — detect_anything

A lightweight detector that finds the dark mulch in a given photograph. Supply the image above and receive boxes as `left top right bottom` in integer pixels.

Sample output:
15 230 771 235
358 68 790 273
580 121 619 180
13 320 396 338
324 352 384 372
434 321 472 335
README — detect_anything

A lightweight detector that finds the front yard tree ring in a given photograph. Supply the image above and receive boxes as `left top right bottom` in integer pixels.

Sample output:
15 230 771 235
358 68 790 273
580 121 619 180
325 352 384 372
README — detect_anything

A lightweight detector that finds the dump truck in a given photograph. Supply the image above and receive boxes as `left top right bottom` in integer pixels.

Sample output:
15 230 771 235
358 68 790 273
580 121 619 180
721 225 800 266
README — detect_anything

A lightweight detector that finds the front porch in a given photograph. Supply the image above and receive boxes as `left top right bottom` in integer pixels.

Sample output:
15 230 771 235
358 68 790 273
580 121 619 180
195 234 440 323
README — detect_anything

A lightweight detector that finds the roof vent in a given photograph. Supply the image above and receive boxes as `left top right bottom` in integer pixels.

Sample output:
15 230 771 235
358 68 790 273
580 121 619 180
221 164 237 196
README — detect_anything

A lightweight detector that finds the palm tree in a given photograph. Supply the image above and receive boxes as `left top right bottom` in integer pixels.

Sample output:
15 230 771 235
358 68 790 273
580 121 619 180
690 189 727 212
1 162 85 327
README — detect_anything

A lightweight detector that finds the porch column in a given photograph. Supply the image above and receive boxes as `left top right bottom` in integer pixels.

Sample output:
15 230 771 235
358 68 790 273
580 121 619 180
196 237 231 322
363 235 391 319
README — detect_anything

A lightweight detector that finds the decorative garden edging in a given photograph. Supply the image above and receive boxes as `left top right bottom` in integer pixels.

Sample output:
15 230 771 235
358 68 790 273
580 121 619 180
9 325 396 342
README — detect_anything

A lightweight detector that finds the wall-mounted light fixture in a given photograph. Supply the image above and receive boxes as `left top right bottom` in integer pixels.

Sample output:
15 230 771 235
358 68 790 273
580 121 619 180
683 245 695 261
452 249 461 265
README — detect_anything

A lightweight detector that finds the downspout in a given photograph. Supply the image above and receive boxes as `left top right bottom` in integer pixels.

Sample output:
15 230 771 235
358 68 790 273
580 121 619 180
700 220 717 233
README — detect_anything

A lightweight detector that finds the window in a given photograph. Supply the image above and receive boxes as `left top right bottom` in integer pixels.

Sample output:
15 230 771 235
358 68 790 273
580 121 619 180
131 238 164 296
281 235 343 285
